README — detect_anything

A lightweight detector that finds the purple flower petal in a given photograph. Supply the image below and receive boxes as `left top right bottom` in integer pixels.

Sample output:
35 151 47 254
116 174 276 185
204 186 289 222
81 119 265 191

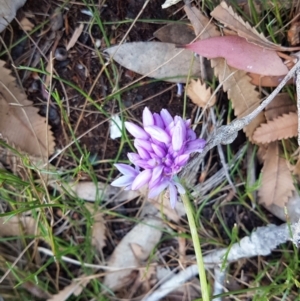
134 139 153 152
132 169 152 190
168 182 178 209
135 145 151 160
111 175 135 187
135 159 152 169
153 113 164 128
148 178 170 198
174 181 185 194
114 163 138 177
172 118 186 151
185 138 206 154
127 153 141 165
125 122 149 139
144 126 171 144
174 154 190 167
160 109 173 127
149 165 164 186
143 107 154 127
152 143 167 157
187 129 197 141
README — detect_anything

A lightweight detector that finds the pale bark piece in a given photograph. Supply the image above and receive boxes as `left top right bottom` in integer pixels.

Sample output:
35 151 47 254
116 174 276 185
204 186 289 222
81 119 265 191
184 36 288 76
212 58 265 140
103 217 163 291
0 0 26 33
264 93 296 121
0 216 36 237
186 79 216 108
258 142 295 207
85 203 106 252
153 23 195 45
211 1 295 51
105 42 201 83
253 112 298 144
0 60 55 158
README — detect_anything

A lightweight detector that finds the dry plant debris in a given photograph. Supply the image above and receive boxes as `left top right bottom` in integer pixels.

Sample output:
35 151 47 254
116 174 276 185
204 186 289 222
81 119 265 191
0 60 55 158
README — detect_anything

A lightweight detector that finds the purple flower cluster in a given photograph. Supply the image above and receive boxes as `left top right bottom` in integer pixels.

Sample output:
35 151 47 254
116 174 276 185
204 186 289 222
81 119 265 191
111 107 206 208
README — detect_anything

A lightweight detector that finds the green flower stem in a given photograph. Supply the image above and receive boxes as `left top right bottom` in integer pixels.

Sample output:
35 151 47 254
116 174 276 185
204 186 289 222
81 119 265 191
181 193 210 301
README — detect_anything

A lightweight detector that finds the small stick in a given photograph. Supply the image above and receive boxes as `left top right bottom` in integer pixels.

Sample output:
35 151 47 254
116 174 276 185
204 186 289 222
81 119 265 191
296 68 300 146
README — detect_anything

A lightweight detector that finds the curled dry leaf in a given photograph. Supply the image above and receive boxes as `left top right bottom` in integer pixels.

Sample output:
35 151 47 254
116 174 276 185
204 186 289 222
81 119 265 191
0 60 55 158
183 36 288 76
47 276 90 301
253 112 298 144
258 142 295 207
186 79 216 108
105 42 201 83
103 217 163 291
85 203 106 252
211 1 297 51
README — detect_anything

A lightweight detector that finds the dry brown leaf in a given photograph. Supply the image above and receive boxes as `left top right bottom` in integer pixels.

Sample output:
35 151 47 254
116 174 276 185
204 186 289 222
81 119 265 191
153 23 195 44
85 203 106 252
19 17 34 31
185 5 264 140
211 1 295 51
105 42 201 83
47 276 90 301
0 216 36 237
0 60 55 158
184 5 220 39
253 112 297 144
264 93 296 121
103 217 163 291
258 142 295 207
212 58 265 139
66 23 84 51
186 79 216 108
